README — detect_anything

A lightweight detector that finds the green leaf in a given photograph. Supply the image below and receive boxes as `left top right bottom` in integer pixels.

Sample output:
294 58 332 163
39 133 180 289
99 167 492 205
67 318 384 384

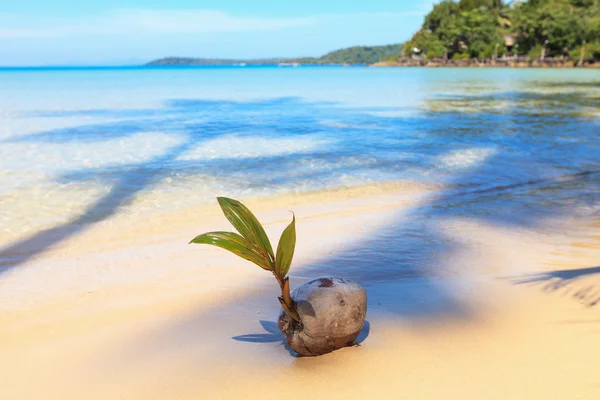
275 213 296 279
189 231 272 271
217 197 275 269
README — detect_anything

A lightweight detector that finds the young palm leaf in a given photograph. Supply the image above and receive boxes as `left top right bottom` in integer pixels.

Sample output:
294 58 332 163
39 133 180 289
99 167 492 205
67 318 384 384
275 213 296 281
190 197 300 322
217 197 275 269
189 231 272 271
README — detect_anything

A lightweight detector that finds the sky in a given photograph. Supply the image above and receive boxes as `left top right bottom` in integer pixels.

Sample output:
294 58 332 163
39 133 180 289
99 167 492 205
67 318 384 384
0 0 438 66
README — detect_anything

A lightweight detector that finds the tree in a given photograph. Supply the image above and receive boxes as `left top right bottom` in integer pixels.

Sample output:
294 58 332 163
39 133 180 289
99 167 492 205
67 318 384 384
405 0 504 59
403 29 446 57
459 8 504 58
402 0 599 62
511 0 597 57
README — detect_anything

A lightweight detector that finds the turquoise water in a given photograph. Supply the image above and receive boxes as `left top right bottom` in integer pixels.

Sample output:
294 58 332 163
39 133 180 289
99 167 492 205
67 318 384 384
0 66 599 249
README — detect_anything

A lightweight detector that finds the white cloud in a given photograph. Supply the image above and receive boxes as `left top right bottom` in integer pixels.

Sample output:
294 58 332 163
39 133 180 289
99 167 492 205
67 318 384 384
108 9 319 35
0 9 426 39
0 10 315 38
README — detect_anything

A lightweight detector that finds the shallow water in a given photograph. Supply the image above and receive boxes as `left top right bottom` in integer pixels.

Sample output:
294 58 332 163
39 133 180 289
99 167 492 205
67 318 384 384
0 67 598 252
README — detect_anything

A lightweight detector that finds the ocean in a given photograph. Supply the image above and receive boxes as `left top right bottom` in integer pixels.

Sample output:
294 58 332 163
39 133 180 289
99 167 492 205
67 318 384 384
0 66 598 246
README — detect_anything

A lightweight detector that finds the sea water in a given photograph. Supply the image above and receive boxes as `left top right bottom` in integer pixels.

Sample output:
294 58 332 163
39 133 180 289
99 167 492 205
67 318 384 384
0 66 598 248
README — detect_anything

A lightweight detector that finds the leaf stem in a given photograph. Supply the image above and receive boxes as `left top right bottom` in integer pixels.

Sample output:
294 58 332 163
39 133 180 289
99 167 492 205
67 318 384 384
273 272 300 322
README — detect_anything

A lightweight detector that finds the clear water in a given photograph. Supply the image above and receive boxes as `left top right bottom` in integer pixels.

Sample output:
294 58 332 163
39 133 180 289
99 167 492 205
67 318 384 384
0 66 598 251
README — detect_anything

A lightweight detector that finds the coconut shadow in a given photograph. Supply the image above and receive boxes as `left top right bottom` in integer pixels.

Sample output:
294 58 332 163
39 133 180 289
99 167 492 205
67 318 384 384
232 320 371 357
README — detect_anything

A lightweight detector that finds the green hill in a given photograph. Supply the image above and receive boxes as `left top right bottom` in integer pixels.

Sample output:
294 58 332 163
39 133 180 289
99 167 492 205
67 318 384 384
146 44 403 66
295 44 403 65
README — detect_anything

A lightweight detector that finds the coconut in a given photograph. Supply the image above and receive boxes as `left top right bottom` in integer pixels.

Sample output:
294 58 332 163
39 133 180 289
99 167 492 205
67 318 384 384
277 277 367 356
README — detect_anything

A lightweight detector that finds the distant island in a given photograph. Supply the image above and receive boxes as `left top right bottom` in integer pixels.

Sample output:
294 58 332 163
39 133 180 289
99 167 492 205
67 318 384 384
148 0 599 68
146 44 403 66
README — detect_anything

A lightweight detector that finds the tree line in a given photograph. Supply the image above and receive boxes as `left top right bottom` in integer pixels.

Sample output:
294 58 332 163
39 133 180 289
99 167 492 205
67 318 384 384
401 0 600 62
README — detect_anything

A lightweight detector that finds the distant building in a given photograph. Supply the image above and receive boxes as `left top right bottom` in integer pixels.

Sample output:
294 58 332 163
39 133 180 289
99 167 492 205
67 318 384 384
504 35 516 48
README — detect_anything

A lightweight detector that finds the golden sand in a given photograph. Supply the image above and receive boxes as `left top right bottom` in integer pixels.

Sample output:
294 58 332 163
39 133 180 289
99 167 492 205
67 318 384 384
1 182 598 399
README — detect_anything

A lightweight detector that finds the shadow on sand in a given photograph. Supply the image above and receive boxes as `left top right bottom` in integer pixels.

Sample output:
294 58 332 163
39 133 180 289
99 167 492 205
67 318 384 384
1 87 599 365
232 320 371 357
512 266 600 307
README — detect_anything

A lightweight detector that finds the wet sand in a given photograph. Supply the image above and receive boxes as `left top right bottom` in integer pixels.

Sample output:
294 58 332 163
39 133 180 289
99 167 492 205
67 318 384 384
1 182 599 399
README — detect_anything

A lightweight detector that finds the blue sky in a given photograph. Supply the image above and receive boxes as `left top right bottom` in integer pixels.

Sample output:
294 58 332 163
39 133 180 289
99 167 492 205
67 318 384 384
0 0 437 66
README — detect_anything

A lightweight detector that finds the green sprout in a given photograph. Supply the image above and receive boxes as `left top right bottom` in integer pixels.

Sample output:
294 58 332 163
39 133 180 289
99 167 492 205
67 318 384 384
190 197 300 322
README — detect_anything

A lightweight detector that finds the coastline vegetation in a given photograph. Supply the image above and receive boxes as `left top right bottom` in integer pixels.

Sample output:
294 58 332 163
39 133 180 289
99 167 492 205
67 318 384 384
147 1 599 67
401 0 600 64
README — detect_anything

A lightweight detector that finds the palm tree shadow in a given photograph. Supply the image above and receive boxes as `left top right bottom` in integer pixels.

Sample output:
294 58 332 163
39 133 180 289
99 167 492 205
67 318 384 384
2 88 596 294
0 141 195 273
511 266 600 307
0 97 334 276
54 86 598 371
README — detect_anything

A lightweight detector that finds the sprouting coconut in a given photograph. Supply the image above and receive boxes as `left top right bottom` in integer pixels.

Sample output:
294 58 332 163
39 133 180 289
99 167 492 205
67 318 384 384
190 197 367 356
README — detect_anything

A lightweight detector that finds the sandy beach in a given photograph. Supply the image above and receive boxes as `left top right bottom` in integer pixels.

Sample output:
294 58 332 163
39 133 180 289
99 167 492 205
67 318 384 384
2 0 599 395
1 182 598 399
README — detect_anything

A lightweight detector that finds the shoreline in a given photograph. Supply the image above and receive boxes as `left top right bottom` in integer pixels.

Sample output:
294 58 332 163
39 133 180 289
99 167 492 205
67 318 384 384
1 62 599 69
0 180 437 309
1 180 599 399
370 59 600 68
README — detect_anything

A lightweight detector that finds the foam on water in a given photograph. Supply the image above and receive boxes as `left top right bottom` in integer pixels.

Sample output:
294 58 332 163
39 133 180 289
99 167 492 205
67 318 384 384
0 132 184 173
178 134 331 161
437 147 498 170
